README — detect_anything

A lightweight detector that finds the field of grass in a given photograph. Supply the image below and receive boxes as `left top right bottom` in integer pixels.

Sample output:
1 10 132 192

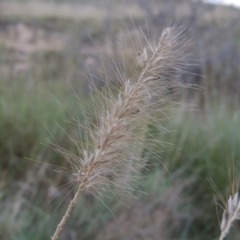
1 0 240 239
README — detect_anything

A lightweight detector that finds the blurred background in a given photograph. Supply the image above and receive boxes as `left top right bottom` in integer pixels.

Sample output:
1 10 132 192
1 0 240 239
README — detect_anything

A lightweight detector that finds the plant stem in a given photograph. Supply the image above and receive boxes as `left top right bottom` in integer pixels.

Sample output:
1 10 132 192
219 209 238 240
51 186 82 240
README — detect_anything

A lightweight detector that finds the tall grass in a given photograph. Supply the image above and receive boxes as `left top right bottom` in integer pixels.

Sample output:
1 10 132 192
51 26 190 239
2 76 240 239
0 78 83 176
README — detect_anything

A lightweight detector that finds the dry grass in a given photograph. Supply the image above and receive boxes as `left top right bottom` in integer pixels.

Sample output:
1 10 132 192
0 1 145 21
51 25 189 239
210 163 240 240
219 192 240 240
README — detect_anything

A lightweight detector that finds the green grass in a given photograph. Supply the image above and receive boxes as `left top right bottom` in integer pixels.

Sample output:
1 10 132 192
1 77 240 239
155 104 240 238
0 78 79 177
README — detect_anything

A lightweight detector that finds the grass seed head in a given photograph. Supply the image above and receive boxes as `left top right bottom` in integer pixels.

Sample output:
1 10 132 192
52 25 190 240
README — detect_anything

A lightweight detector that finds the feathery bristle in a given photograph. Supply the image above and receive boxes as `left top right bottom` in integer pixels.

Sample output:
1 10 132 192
52 26 189 240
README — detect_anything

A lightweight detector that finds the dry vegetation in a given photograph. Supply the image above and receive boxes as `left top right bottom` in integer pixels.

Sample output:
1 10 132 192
1 0 240 240
52 26 189 239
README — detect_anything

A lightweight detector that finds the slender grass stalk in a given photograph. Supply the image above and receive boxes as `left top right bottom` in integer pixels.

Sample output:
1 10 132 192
51 186 82 240
219 193 240 240
210 166 240 240
51 26 189 239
